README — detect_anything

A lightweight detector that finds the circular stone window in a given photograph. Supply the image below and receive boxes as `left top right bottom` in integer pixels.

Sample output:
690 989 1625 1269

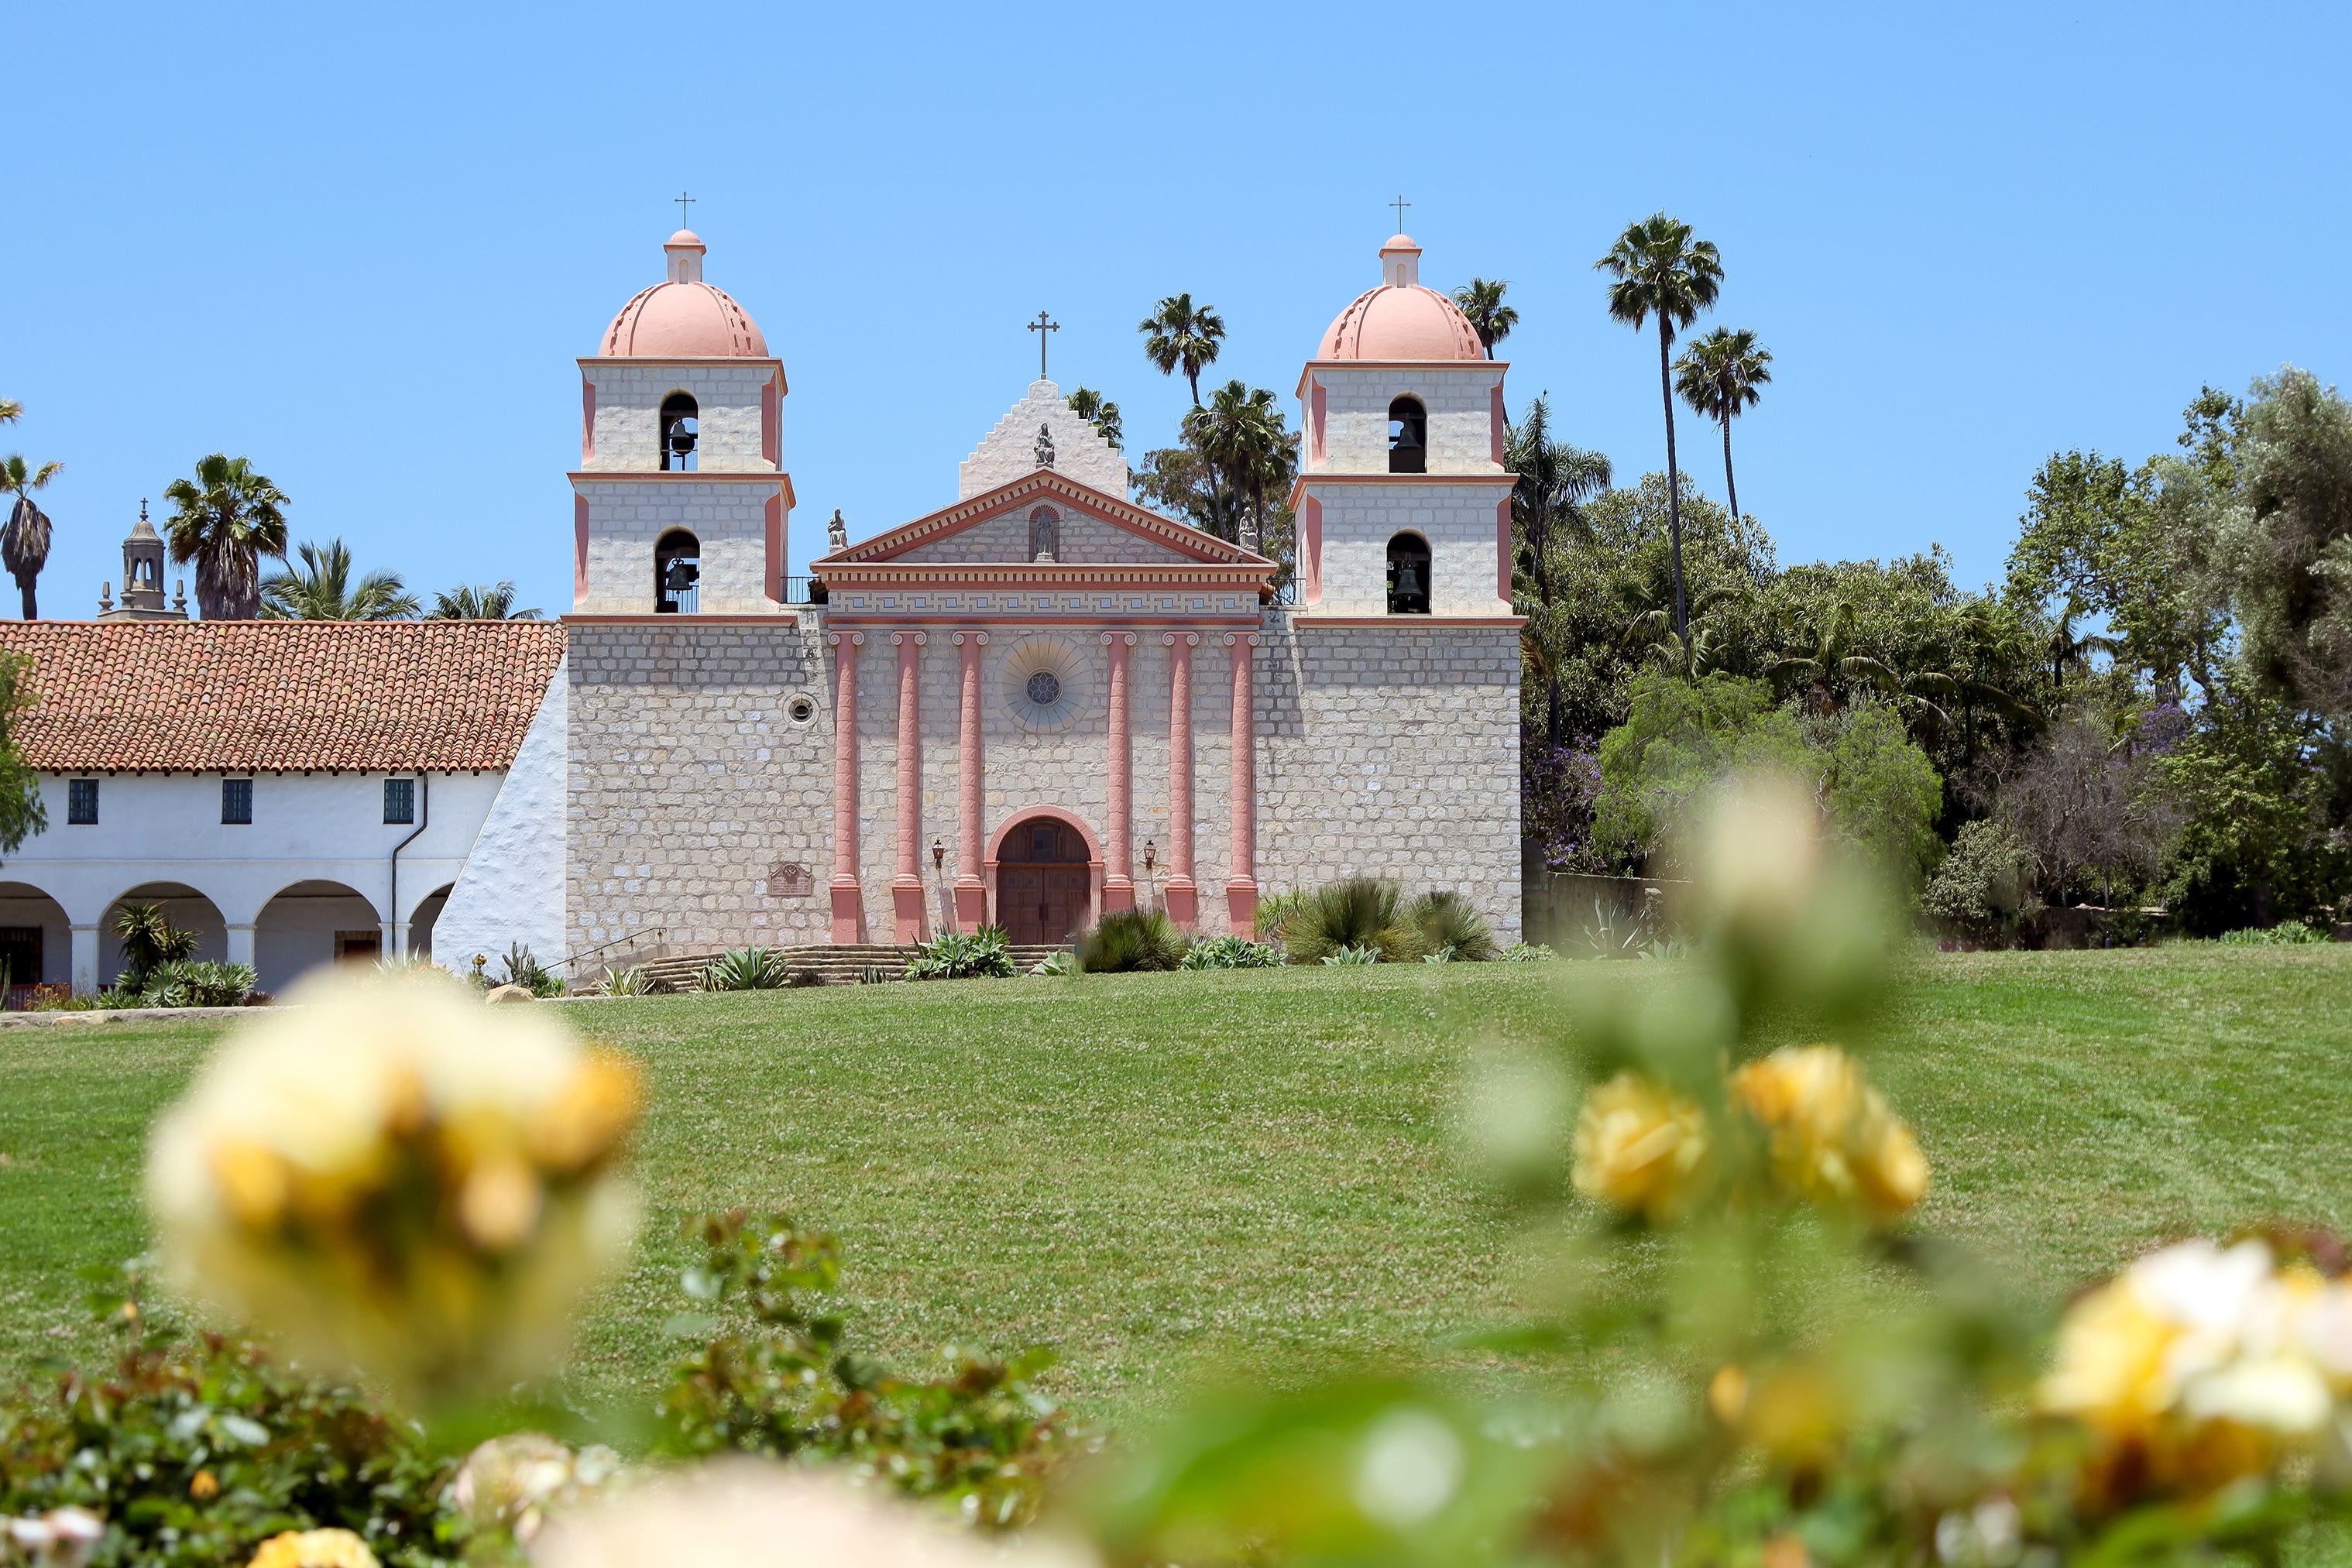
1025 671 1061 707
1001 636 1089 733
786 695 816 726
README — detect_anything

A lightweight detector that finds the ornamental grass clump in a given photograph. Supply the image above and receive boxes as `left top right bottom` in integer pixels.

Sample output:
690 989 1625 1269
1179 934 1285 969
1282 877 1422 964
1091 770 2352 1568
143 971 642 1411
1406 889 1498 961
1074 908 1186 973
699 946 789 990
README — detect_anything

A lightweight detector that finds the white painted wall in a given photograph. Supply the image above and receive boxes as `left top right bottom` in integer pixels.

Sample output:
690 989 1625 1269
0 767 502 993
434 661 569 981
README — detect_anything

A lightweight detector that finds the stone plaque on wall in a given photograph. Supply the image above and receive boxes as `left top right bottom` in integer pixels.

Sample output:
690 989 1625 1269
768 862 812 898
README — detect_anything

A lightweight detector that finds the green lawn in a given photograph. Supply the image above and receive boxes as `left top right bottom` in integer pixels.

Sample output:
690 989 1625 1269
0 947 2346 1431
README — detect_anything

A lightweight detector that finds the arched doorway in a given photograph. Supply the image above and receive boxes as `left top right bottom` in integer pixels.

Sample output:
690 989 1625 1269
410 883 454 962
0 882 70 1005
997 815 1092 945
256 880 384 997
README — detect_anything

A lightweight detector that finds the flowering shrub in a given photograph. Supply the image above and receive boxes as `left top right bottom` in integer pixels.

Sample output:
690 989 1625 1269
144 973 642 1411
1091 773 2352 1568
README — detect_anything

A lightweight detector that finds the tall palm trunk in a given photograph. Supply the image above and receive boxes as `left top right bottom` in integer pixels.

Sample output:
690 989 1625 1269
1719 411 1740 524
15 577 34 621
1657 319 1686 639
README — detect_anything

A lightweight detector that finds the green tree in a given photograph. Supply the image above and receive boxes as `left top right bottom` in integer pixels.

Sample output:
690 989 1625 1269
1066 387 1123 450
1674 326 1771 523
429 581 541 620
1592 673 1809 866
1508 400 1614 743
0 454 64 620
1596 214 1722 640
1451 278 1519 360
162 454 289 620
2216 366 2352 724
0 652 47 858
260 538 419 621
1183 381 1296 550
1138 293 1224 408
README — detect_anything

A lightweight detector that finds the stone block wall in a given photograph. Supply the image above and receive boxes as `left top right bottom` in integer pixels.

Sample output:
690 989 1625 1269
1255 617 1522 944
894 506 1189 566
565 616 835 956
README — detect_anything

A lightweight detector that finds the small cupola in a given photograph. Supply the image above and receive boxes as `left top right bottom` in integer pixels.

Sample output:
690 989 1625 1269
98 500 187 622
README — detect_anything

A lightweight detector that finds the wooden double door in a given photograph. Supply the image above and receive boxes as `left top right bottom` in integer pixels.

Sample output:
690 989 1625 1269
998 817 1092 945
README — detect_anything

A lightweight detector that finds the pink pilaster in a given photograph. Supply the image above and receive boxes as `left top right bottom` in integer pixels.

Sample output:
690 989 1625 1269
1224 631 1260 931
1163 632 1199 927
891 631 927 943
953 631 989 931
827 631 865 943
1102 631 1136 913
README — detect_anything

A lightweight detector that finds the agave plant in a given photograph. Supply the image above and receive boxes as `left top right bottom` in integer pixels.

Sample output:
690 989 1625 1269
1283 878 1423 965
1502 942 1557 962
1406 890 1498 962
1074 909 1187 973
594 965 655 995
1421 945 1458 965
903 926 1018 981
700 947 790 991
1179 934 1285 970
1320 945 1380 966
1029 952 1075 977
1251 889 1304 944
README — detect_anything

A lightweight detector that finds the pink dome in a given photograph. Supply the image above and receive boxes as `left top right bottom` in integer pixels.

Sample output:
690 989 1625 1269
597 232 770 358
1316 235 1486 362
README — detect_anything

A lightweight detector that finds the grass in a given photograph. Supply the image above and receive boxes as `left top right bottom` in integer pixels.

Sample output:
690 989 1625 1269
0 946 2347 1432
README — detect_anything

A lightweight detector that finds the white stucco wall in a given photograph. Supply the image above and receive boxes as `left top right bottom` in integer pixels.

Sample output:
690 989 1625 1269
0 767 500 993
958 379 1127 499
435 660 569 980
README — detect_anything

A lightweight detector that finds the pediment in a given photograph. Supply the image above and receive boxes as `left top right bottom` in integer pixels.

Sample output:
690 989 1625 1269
819 471 1266 571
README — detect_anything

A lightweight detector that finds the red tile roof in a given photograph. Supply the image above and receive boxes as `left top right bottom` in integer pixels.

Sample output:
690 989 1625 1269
0 621 567 774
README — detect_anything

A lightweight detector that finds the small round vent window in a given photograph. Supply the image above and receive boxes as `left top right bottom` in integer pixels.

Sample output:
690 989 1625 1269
1025 671 1062 707
786 696 816 726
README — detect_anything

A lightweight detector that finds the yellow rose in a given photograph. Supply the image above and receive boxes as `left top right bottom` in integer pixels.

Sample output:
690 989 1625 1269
1732 1046 1928 1222
1572 1072 1710 1223
248 1529 379 1568
2038 1274 2181 1438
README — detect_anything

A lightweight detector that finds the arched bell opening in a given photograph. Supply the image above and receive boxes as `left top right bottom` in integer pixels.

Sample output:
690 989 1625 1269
1386 396 1427 475
1386 531 1432 615
654 529 701 614
659 391 699 472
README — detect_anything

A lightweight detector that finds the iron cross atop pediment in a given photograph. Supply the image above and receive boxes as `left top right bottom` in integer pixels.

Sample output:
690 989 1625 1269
1028 311 1059 378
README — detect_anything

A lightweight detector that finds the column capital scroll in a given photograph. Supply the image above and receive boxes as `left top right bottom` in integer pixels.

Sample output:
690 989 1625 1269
952 630 991 647
1100 630 1138 647
1221 632 1262 649
891 630 928 647
1162 631 1200 648
827 630 865 647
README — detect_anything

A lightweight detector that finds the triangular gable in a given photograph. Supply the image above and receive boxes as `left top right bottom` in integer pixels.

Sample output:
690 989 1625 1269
818 470 1268 568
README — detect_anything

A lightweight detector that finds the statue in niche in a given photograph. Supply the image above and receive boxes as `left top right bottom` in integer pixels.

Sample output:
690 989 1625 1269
1034 423 1056 469
827 509 848 553
1029 506 1059 563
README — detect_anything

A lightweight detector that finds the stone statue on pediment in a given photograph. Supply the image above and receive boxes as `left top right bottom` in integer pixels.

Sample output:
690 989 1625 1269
1034 424 1056 469
827 509 848 553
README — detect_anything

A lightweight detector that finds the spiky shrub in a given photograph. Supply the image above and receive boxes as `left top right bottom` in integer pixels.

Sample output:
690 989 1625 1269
499 942 567 997
1282 877 1423 964
903 925 1018 980
1179 934 1286 970
1422 945 1458 964
700 946 790 991
1074 909 1187 973
1030 952 1074 977
1320 944 1380 966
1406 890 1498 962
595 965 655 995
129 959 259 1008
1252 888 1305 945
1503 942 1557 962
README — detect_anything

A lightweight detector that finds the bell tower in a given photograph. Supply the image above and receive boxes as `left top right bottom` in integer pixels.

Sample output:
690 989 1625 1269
96 502 188 622
571 230 794 615
1292 235 1515 618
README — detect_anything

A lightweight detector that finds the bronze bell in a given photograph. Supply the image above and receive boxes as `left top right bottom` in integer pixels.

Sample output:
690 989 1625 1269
1396 560 1423 599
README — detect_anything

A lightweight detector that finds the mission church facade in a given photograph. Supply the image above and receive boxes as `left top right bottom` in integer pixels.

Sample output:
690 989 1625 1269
432 225 1526 964
0 225 1524 995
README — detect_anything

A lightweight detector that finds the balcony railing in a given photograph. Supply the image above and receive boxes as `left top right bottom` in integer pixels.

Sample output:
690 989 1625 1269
781 576 826 605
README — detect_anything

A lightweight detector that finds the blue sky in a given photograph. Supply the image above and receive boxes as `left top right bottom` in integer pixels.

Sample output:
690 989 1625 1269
2 1 2342 619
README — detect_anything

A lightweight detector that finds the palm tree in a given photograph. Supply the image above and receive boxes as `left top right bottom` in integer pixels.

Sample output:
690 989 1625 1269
429 581 542 620
1674 327 1772 523
1506 396 1612 740
1065 387 1123 448
260 538 418 621
0 455 63 619
162 455 289 619
1138 293 1226 407
1185 381 1293 547
0 400 19 425
1766 601 1901 713
1451 278 1519 360
1595 214 1723 640
2045 592 2122 688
